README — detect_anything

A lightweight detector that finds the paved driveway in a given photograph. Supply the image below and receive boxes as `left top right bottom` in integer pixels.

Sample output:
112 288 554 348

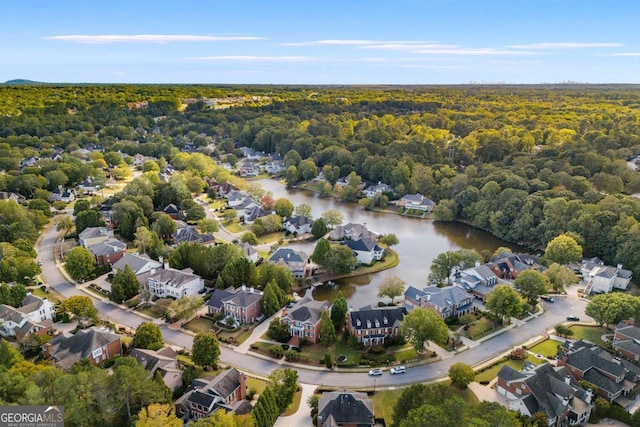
274 383 315 427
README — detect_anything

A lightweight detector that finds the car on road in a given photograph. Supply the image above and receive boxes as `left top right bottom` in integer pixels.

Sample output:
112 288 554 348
390 366 406 375
368 369 383 376
37 260 43 266
540 295 555 303
566 315 580 321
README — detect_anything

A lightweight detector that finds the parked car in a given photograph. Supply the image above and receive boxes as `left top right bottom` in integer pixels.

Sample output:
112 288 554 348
540 295 555 303
37 260 43 266
390 366 406 375
566 315 580 321
368 369 383 376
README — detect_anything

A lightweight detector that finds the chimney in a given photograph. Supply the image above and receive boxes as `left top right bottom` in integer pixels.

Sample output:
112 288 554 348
617 264 623 270
628 318 635 326
242 284 246 291
159 256 164 265
349 306 353 312
249 287 254 294
164 262 169 270
564 375 571 385
426 294 431 301
475 261 481 268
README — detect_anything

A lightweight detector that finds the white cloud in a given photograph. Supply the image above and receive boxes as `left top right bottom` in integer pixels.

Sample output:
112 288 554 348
404 65 467 69
507 42 621 49
358 43 458 51
282 39 437 47
45 34 264 44
608 52 640 57
414 48 536 56
190 55 313 62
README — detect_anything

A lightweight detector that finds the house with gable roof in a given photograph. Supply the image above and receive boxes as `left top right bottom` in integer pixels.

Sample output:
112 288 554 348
613 318 640 362
496 362 592 426
347 305 407 346
163 204 182 220
112 253 162 280
404 285 474 319
268 247 309 278
0 191 26 204
452 262 499 301
130 346 183 392
77 177 99 194
174 226 215 246
87 238 127 266
395 193 435 212
327 223 378 241
206 285 263 324
79 226 114 248
583 261 632 294
0 294 56 338
144 263 204 299
174 368 250 421
363 181 394 199
281 296 331 344
49 186 75 203
488 252 545 280
43 327 122 370
341 238 384 265
317 390 375 427
239 242 258 263
284 215 314 235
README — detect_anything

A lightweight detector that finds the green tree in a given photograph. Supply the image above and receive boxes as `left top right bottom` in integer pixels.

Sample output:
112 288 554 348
485 285 523 324
74 209 105 233
544 263 579 291
545 234 583 265
400 308 449 351
285 165 299 187
448 362 475 389
253 385 279 427
151 212 176 242
514 270 549 304
132 322 164 351
73 199 91 216
111 265 140 301
555 324 574 338
320 310 337 347
241 231 259 245
378 233 399 248
263 280 286 316
134 226 161 257
267 317 291 343
65 246 96 281
274 198 294 218
428 250 483 286
294 203 312 218
191 331 220 369
324 245 357 274
377 276 406 304
135 404 181 427
197 218 219 234
56 216 74 236
221 257 257 288
311 238 331 267
433 199 458 221
331 291 348 330
167 296 204 321
28 199 53 218
110 281 126 304
221 209 237 222
60 295 99 324
268 368 298 413
311 217 328 239
586 293 640 326
321 209 344 228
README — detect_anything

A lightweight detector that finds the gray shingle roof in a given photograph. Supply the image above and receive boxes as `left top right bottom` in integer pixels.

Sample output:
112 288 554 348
284 296 329 324
147 268 198 288
269 248 307 264
47 327 120 367
175 227 215 245
79 227 111 240
318 391 374 427
497 365 526 382
342 238 381 253
112 253 161 275
87 238 127 256
284 215 314 228
348 306 406 329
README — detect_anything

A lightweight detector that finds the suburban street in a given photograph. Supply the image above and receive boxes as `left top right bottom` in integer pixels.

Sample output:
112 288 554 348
37 218 593 388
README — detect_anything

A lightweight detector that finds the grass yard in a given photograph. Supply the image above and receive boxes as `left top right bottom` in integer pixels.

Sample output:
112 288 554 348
257 232 282 244
210 200 227 210
393 346 419 363
569 325 609 346
373 389 402 426
183 317 214 333
475 355 544 383
282 388 303 416
465 316 503 340
245 376 268 395
223 221 244 234
136 304 166 319
528 339 562 358
334 340 363 366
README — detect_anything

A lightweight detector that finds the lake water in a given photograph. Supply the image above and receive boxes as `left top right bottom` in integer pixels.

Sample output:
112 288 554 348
255 178 524 308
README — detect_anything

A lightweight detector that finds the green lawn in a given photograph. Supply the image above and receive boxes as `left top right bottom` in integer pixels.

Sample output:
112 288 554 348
569 325 609 346
210 200 227 210
466 316 502 340
475 355 544 383
334 340 363 366
528 339 562 358
282 388 303 416
246 376 268 395
223 221 244 234
183 317 214 333
136 304 166 319
373 389 402 426
257 232 282 244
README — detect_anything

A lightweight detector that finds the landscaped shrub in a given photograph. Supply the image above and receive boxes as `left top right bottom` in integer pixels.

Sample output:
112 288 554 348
269 344 284 358
509 347 527 360
324 353 333 369
368 345 385 355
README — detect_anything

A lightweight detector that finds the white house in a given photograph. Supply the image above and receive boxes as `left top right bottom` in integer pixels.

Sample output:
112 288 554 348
342 238 384 265
395 193 435 212
269 248 309 278
77 177 99 194
587 264 633 294
239 243 259 263
112 253 163 277
145 263 204 299
284 215 314 235
0 294 56 338
364 182 394 198
227 191 250 208
49 186 75 203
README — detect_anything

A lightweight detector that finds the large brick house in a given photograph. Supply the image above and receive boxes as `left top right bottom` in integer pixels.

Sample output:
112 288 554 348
496 363 592 426
43 327 122 371
613 318 640 362
206 286 263 324
347 305 406 346
87 238 127 266
488 252 545 280
281 296 330 344
317 390 374 427
404 285 474 319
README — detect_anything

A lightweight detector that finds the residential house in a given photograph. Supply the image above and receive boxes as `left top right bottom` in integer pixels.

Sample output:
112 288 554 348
488 252 545 280
163 204 182 220
268 248 309 278
284 215 314 235
239 243 259 263
238 162 260 177
395 193 435 212
130 347 183 392
0 191 26 204
264 159 285 175
239 146 265 160
174 227 215 246
206 285 263 324
317 390 375 427
132 153 151 166
218 182 240 198
328 223 377 241
613 318 640 362
77 177 98 194
558 340 638 403
363 181 394 198
281 296 331 344
112 253 163 282
404 285 475 319
49 186 75 203
78 227 114 248
347 305 407 346
496 363 592 426
244 205 270 224
0 294 55 338
174 368 250 421
583 261 633 294
341 238 383 265
20 156 40 170
452 262 499 301
144 263 204 299
43 327 122 371
87 238 127 266
227 190 250 208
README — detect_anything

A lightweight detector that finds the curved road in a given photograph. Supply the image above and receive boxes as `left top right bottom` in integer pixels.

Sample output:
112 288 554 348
38 218 592 388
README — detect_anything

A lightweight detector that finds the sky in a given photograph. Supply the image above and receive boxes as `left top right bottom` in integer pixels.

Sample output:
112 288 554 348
1 0 640 84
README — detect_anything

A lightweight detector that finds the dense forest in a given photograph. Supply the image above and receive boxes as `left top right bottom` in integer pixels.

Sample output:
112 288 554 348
2 84 640 279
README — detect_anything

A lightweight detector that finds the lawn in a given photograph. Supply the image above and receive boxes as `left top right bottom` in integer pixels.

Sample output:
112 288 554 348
465 316 503 340
569 325 609 346
528 339 562 358
246 376 267 395
223 221 244 234
282 389 303 416
475 355 544 383
393 346 419 363
136 304 166 319
183 317 214 333
257 232 282 244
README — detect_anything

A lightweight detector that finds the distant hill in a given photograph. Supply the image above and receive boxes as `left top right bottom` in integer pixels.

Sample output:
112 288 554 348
3 79 46 85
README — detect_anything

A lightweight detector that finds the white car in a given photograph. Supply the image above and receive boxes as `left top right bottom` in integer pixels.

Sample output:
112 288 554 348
390 366 406 375
368 369 383 376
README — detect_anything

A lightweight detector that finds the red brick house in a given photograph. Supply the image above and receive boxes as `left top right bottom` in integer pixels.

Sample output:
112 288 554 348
206 286 263 324
347 305 407 346
613 318 640 362
87 238 127 267
488 252 544 280
281 296 330 344
43 327 122 371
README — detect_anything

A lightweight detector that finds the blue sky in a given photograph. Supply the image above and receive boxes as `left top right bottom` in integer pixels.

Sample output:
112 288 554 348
2 0 640 84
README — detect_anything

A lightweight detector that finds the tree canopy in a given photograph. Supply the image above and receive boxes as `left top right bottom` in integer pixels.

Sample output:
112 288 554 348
400 308 449 351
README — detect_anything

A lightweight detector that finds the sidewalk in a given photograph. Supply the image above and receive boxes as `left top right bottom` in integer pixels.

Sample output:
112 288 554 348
235 308 284 353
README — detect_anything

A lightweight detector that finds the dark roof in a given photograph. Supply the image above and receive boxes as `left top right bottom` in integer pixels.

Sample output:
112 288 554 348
497 365 526 382
285 296 329 324
112 253 161 274
87 238 127 256
349 306 406 329
47 327 120 368
269 247 306 264
318 391 374 426
342 238 381 253
189 390 216 408
206 289 234 309
163 204 181 214
284 215 314 228
175 227 215 245
565 345 626 378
